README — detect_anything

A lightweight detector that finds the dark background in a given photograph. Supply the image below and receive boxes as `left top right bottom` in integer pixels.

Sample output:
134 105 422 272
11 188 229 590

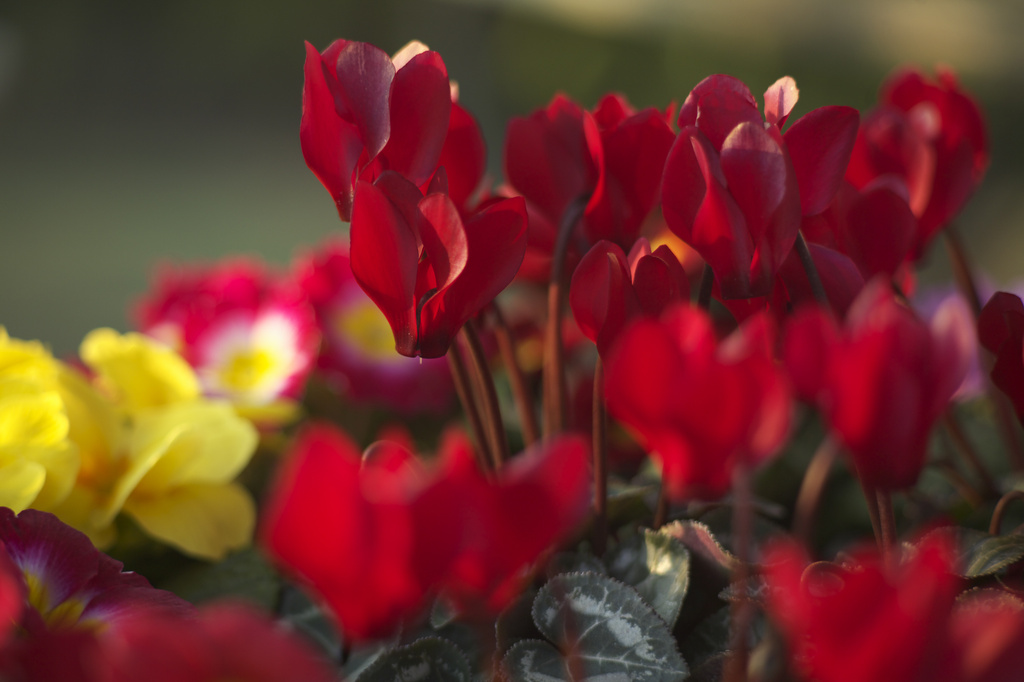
2 0 1023 353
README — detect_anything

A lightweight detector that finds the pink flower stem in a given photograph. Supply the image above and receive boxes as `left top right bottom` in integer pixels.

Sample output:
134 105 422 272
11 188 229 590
792 436 838 546
489 302 539 447
794 231 829 307
447 341 495 473
725 461 754 682
876 489 898 569
462 322 509 469
989 490 1024 535
592 356 608 557
543 195 589 439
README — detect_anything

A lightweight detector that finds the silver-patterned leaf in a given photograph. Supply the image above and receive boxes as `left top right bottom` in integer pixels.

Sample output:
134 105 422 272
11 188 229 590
502 639 571 682
357 637 471 682
529 572 689 682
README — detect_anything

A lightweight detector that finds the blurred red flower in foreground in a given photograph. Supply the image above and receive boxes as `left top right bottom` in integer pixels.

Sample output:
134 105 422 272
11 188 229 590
764 536 1024 682
292 239 454 412
261 424 590 640
604 304 791 501
784 279 972 490
104 603 338 682
846 67 989 256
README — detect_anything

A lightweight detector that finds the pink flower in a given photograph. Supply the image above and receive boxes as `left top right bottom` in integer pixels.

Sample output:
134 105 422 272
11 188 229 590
134 259 319 421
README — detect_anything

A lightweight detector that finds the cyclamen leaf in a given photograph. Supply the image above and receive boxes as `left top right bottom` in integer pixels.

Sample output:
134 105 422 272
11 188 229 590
161 546 279 609
502 640 571 682
277 584 341 661
919 526 1024 578
964 534 1024 578
660 520 737 576
358 637 472 682
520 572 689 682
606 528 691 627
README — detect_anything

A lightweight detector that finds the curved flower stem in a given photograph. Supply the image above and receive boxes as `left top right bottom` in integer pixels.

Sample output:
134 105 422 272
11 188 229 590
543 195 589 439
462 322 509 469
592 356 608 557
447 341 494 473
792 436 838 546
943 224 983 317
860 479 884 554
943 412 998 498
725 461 754 682
876 490 898 569
989 490 1024 535
794 231 829 307
697 262 715 309
489 302 539 448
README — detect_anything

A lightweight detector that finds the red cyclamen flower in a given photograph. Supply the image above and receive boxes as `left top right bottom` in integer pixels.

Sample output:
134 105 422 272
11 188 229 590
350 171 528 358
763 536 1024 682
301 39 452 221
662 75 859 299
845 67 989 256
569 237 689 357
504 93 675 280
291 239 454 412
261 424 590 640
604 303 791 501
783 279 972 490
978 291 1024 422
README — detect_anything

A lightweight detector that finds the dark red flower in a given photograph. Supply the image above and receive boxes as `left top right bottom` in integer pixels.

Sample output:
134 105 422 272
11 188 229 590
568 237 689 357
783 279 972 490
349 171 528 358
105 603 338 682
261 424 590 640
978 291 1024 421
662 75 858 300
846 67 989 256
301 39 452 221
291 239 454 412
504 93 675 280
763 537 961 682
604 304 791 500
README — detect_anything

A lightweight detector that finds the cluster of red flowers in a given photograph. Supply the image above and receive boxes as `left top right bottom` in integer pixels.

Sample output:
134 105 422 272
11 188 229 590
11 32 1024 682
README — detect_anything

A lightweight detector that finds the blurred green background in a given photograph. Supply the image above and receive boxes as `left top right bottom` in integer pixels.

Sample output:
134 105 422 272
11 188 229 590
2 0 1023 354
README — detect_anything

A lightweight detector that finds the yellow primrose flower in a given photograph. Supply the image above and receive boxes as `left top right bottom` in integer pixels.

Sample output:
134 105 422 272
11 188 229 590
52 329 258 561
0 329 80 513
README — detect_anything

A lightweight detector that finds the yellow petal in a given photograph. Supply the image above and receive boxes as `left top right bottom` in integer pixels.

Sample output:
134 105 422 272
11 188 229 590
124 482 255 561
0 457 46 512
0 390 68 448
132 402 257 495
0 329 60 383
16 442 79 510
80 329 199 410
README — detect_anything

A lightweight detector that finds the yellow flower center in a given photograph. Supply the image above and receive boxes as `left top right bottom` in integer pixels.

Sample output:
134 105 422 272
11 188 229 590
25 571 92 631
334 302 400 361
219 349 279 393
